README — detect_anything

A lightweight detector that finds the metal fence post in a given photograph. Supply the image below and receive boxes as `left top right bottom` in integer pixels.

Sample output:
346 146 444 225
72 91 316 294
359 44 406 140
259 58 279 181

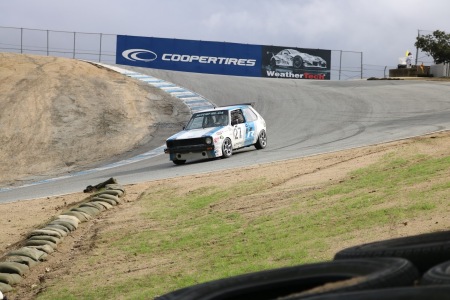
47 30 49 56
361 52 363 79
99 33 102 62
73 32 76 59
20 28 23 53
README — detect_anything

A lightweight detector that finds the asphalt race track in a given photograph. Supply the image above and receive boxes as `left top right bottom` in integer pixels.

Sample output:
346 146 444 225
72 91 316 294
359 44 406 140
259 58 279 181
1 66 450 202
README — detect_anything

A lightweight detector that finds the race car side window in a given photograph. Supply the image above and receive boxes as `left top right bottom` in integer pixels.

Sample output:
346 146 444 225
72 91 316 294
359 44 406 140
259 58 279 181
243 108 258 122
231 109 245 125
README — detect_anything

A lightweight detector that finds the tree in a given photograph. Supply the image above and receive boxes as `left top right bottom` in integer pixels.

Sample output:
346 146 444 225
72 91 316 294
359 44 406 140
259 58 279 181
415 30 450 64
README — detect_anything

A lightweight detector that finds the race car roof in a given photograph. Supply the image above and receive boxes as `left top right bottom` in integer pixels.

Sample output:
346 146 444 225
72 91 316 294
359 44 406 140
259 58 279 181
195 102 255 114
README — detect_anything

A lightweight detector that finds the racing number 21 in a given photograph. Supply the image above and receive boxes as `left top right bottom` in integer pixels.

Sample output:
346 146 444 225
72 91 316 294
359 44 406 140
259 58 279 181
233 127 242 139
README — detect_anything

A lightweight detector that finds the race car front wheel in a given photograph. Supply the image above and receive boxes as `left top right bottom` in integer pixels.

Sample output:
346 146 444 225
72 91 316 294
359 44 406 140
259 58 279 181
173 159 186 165
222 138 233 158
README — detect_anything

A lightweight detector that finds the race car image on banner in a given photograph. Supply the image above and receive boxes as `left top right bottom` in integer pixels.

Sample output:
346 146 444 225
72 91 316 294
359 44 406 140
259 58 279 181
262 46 331 80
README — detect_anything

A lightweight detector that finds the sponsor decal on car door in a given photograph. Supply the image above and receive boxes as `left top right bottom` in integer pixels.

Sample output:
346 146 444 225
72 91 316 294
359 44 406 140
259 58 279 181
244 122 256 146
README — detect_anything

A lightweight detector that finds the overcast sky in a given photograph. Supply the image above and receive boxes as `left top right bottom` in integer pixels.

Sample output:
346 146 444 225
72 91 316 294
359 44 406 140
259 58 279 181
1 0 449 69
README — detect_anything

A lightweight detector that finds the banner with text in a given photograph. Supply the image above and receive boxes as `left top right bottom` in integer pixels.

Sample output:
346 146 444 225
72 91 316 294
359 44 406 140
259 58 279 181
116 35 331 80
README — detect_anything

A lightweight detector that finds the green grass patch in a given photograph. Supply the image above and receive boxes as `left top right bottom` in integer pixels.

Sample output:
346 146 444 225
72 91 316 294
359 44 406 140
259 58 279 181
37 152 450 300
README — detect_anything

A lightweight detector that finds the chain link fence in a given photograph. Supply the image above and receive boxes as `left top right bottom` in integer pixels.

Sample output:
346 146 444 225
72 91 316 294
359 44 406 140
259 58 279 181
0 26 116 63
0 26 374 80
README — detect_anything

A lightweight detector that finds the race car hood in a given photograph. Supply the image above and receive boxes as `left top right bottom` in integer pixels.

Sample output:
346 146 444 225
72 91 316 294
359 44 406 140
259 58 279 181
167 127 223 141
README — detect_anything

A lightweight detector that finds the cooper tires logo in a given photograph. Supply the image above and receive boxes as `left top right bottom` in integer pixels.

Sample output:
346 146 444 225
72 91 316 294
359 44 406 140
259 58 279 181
122 49 157 62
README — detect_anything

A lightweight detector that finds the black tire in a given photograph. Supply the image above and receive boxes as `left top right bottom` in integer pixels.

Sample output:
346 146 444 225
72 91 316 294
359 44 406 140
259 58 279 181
40 226 68 237
72 206 101 217
100 189 123 197
91 197 117 206
0 272 23 285
0 262 29 276
255 130 267 149
45 223 71 233
334 230 450 274
173 159 186 165
270 58 277 71
28 235 61 245
80 202 106 211
25 239 57 249
421 260 450 285
283 285 450 300
105 183 126 193
94 193 120 202
61 210 90 222
0 281 13 293
221 138 232 158
27 244 54 254
90 200 114 210
8 247 47 261
48 219 78 231
293 55 304 71
155 258 418 300
5 255 39 267
29 229 62 238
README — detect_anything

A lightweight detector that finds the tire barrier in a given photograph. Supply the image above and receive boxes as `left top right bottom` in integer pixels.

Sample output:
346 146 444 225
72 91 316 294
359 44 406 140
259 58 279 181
156 257 418 300
334 230 450 274
0 178 125 296
158 230 450 299
421 260 450 285
0 283 11 295
83 177 117 193
279 285 450 300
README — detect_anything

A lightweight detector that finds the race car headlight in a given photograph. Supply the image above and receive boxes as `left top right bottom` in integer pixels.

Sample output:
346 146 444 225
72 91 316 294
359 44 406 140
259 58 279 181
205 137 213 145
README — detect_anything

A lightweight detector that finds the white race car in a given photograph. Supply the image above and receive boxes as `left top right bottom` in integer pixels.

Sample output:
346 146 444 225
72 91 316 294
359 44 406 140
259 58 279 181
268 48 327 71
165 103 267 165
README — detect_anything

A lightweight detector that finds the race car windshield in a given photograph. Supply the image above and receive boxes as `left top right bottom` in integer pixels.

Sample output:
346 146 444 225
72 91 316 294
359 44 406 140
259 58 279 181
185 110 229 129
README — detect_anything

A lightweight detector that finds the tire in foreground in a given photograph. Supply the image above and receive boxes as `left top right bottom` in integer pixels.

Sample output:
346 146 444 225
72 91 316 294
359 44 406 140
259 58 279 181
334 230 450 274
156 257 418 300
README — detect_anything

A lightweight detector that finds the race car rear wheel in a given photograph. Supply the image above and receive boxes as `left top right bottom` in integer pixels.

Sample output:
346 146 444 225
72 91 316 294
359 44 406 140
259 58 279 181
255 130 267 149
222 138 233 158
293 55 304 71
173 159 186 165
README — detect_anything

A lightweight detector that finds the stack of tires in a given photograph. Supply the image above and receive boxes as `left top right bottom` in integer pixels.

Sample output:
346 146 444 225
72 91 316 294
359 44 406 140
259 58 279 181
156 230 450 299
0 181 125 295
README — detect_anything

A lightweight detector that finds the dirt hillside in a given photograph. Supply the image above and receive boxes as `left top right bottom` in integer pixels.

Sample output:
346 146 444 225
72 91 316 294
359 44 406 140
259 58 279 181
0 53 190 187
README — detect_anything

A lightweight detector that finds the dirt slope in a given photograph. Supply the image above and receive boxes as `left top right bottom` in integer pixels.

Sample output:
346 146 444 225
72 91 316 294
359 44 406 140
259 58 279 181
0 53 190 187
